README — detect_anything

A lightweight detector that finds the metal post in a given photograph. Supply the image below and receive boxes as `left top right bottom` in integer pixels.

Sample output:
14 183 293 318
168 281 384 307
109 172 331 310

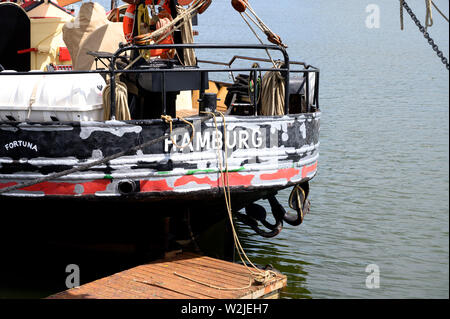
305 71 310 113
162 71 167 115
252 68 258 115
110 56 116 120
279 47 290 115
315 71 320 110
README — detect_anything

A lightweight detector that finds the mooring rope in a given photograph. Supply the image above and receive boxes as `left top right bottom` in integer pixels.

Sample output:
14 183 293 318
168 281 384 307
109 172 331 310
425 0 434 30
161 114 195 149
431 0 449 22
172 111 279 290
184 111 278 287
400 0 405 30
239 12 277 68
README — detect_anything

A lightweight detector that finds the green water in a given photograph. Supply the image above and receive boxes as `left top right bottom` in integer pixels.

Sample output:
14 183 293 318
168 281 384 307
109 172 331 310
194 0 448 299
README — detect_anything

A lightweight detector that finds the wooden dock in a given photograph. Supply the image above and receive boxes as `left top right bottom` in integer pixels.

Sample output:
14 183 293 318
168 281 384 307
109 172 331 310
47 252 287 299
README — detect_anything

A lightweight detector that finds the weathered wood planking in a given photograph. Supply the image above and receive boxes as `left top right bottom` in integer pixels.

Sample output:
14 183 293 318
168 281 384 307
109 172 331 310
47 252 287 299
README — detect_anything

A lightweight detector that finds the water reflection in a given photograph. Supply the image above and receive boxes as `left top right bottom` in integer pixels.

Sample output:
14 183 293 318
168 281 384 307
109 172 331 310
235 196 313 299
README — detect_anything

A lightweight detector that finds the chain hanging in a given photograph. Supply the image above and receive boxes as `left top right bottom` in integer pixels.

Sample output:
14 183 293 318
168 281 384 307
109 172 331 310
401 1 449 70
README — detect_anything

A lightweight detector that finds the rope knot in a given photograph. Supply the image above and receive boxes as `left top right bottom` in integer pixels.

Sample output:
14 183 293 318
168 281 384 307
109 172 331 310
161 114 173 123
161 115 195 149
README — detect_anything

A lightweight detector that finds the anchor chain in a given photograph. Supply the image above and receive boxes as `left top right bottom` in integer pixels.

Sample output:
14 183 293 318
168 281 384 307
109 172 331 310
401 1 449 70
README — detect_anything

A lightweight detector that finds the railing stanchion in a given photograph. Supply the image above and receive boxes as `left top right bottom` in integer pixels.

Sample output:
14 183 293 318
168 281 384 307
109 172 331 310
110 56 116 120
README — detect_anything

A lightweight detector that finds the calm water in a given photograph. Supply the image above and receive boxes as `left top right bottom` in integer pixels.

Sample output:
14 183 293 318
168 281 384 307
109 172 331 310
194 0 449 299
60 0 450 299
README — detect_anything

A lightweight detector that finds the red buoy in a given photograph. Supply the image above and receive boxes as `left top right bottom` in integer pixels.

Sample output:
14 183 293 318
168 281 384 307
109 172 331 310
231 0 248 13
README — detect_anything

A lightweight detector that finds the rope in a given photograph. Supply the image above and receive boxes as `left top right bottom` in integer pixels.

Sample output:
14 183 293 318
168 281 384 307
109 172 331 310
0 114 213 195
133 0 208 45
171 111 279 290
136 2 154 60
202 112 278 285
400 0 405 30
431 0 449 22
400 0 449 70
260 61 285 116
101 55 141 121
176 5 197 66
237 1 286 48
425 0 434 30
161 115 195 149
102 80 131 121
239 12 277 68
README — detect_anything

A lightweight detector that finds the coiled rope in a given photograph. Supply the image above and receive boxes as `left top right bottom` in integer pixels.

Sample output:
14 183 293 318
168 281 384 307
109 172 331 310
102 54 143 121
102 80 131 121
260 61 285 116
232 1 286 115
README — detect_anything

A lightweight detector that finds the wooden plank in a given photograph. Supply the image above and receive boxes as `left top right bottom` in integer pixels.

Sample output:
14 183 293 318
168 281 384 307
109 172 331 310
145 260 252 287
124 267 218 299
134 263 245 299
140 262 251 299
47 252 287 299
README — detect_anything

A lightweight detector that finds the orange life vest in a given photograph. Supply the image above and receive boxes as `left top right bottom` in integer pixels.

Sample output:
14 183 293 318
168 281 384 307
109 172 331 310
122 0 174 58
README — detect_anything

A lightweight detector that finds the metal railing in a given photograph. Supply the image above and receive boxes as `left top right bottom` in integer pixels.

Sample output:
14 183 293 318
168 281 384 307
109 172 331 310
0 43 320 120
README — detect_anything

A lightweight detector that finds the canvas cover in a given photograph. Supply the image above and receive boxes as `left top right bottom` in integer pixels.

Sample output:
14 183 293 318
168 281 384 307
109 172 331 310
74 22 126 71
62 2 109 68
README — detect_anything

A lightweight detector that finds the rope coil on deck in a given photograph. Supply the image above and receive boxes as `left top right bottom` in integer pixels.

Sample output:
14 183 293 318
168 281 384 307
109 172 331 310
102 80 131 121
260 60 285 116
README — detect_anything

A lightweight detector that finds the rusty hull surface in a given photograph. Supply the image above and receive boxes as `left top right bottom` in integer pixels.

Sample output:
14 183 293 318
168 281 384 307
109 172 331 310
0 114 320 205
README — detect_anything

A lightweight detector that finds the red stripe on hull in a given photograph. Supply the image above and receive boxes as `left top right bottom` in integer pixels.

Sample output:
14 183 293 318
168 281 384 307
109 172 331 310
301 161 318 178
0 180 111 195
260 167 300 182
174 172 254 188
140 179 174 192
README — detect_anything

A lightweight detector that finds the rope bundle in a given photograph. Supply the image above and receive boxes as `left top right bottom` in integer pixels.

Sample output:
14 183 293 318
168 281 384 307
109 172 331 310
176 5 197 66
102 80 131 121
260 61 285 116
